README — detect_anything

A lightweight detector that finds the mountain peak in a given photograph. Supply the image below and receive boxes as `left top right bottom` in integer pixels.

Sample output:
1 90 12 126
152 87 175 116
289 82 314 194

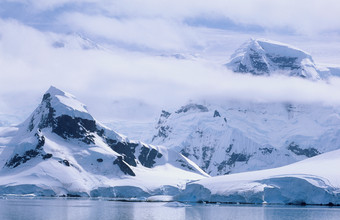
24 86 94 144
226 38 321 80
0 88 208 196
45 85 64 96
42 86 91 120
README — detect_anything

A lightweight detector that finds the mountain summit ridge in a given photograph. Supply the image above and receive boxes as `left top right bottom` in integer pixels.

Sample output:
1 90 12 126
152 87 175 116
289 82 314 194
226 38 321 80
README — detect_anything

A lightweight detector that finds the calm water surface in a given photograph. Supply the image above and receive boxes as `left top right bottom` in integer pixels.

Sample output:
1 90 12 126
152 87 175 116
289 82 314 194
0 198 339 220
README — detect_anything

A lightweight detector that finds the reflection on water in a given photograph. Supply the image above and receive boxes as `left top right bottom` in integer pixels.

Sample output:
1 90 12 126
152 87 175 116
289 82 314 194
0 198 339 220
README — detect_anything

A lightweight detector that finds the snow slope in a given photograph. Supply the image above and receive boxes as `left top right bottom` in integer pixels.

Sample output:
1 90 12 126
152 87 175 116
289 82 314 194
178 148 340 205
0 86 208 197
0 126 17 155
104 120 155 142
151 102 340 176
226 38 322 80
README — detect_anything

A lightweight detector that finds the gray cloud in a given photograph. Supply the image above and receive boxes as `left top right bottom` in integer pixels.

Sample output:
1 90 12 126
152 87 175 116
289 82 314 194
3 0 340 35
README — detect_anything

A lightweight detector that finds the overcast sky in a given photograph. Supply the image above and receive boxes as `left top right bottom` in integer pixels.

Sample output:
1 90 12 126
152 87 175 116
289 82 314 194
1 0 340 125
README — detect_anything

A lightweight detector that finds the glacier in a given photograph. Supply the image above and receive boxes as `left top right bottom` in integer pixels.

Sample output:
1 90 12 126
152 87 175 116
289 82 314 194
177 147 340 205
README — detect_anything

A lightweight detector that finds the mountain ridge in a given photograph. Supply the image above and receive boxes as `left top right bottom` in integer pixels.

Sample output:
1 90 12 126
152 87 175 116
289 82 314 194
226 38 322 80
150 101 340 176
0 86 208 197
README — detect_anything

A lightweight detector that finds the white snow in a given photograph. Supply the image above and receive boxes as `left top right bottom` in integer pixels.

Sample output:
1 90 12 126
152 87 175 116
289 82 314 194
178 148 340 204
256 38 312 59
45 86 93 120
0 87 208 198
147 195 174 202
226 38 322 80
2 86 340 205
150 101 340 176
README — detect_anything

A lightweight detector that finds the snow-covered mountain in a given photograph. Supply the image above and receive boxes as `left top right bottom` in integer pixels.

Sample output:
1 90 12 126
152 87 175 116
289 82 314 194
150 102 340 176
51 33 108 51
1 87 340 204
0 86 207 197
226 38 322 80
178 147 340 205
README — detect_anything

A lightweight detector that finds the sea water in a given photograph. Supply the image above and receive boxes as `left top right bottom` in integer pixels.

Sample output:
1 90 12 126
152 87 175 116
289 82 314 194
0 198 339 220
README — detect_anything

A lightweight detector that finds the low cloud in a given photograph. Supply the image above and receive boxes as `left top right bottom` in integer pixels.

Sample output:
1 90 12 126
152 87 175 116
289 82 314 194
1 19 340 124
59 13 199 51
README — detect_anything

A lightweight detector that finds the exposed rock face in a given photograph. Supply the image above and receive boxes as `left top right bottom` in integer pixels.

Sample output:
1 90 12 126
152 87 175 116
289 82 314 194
175 104 209 114
287 142 320 158
226 38 321 80
28 88 97 144
5 132 51 168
